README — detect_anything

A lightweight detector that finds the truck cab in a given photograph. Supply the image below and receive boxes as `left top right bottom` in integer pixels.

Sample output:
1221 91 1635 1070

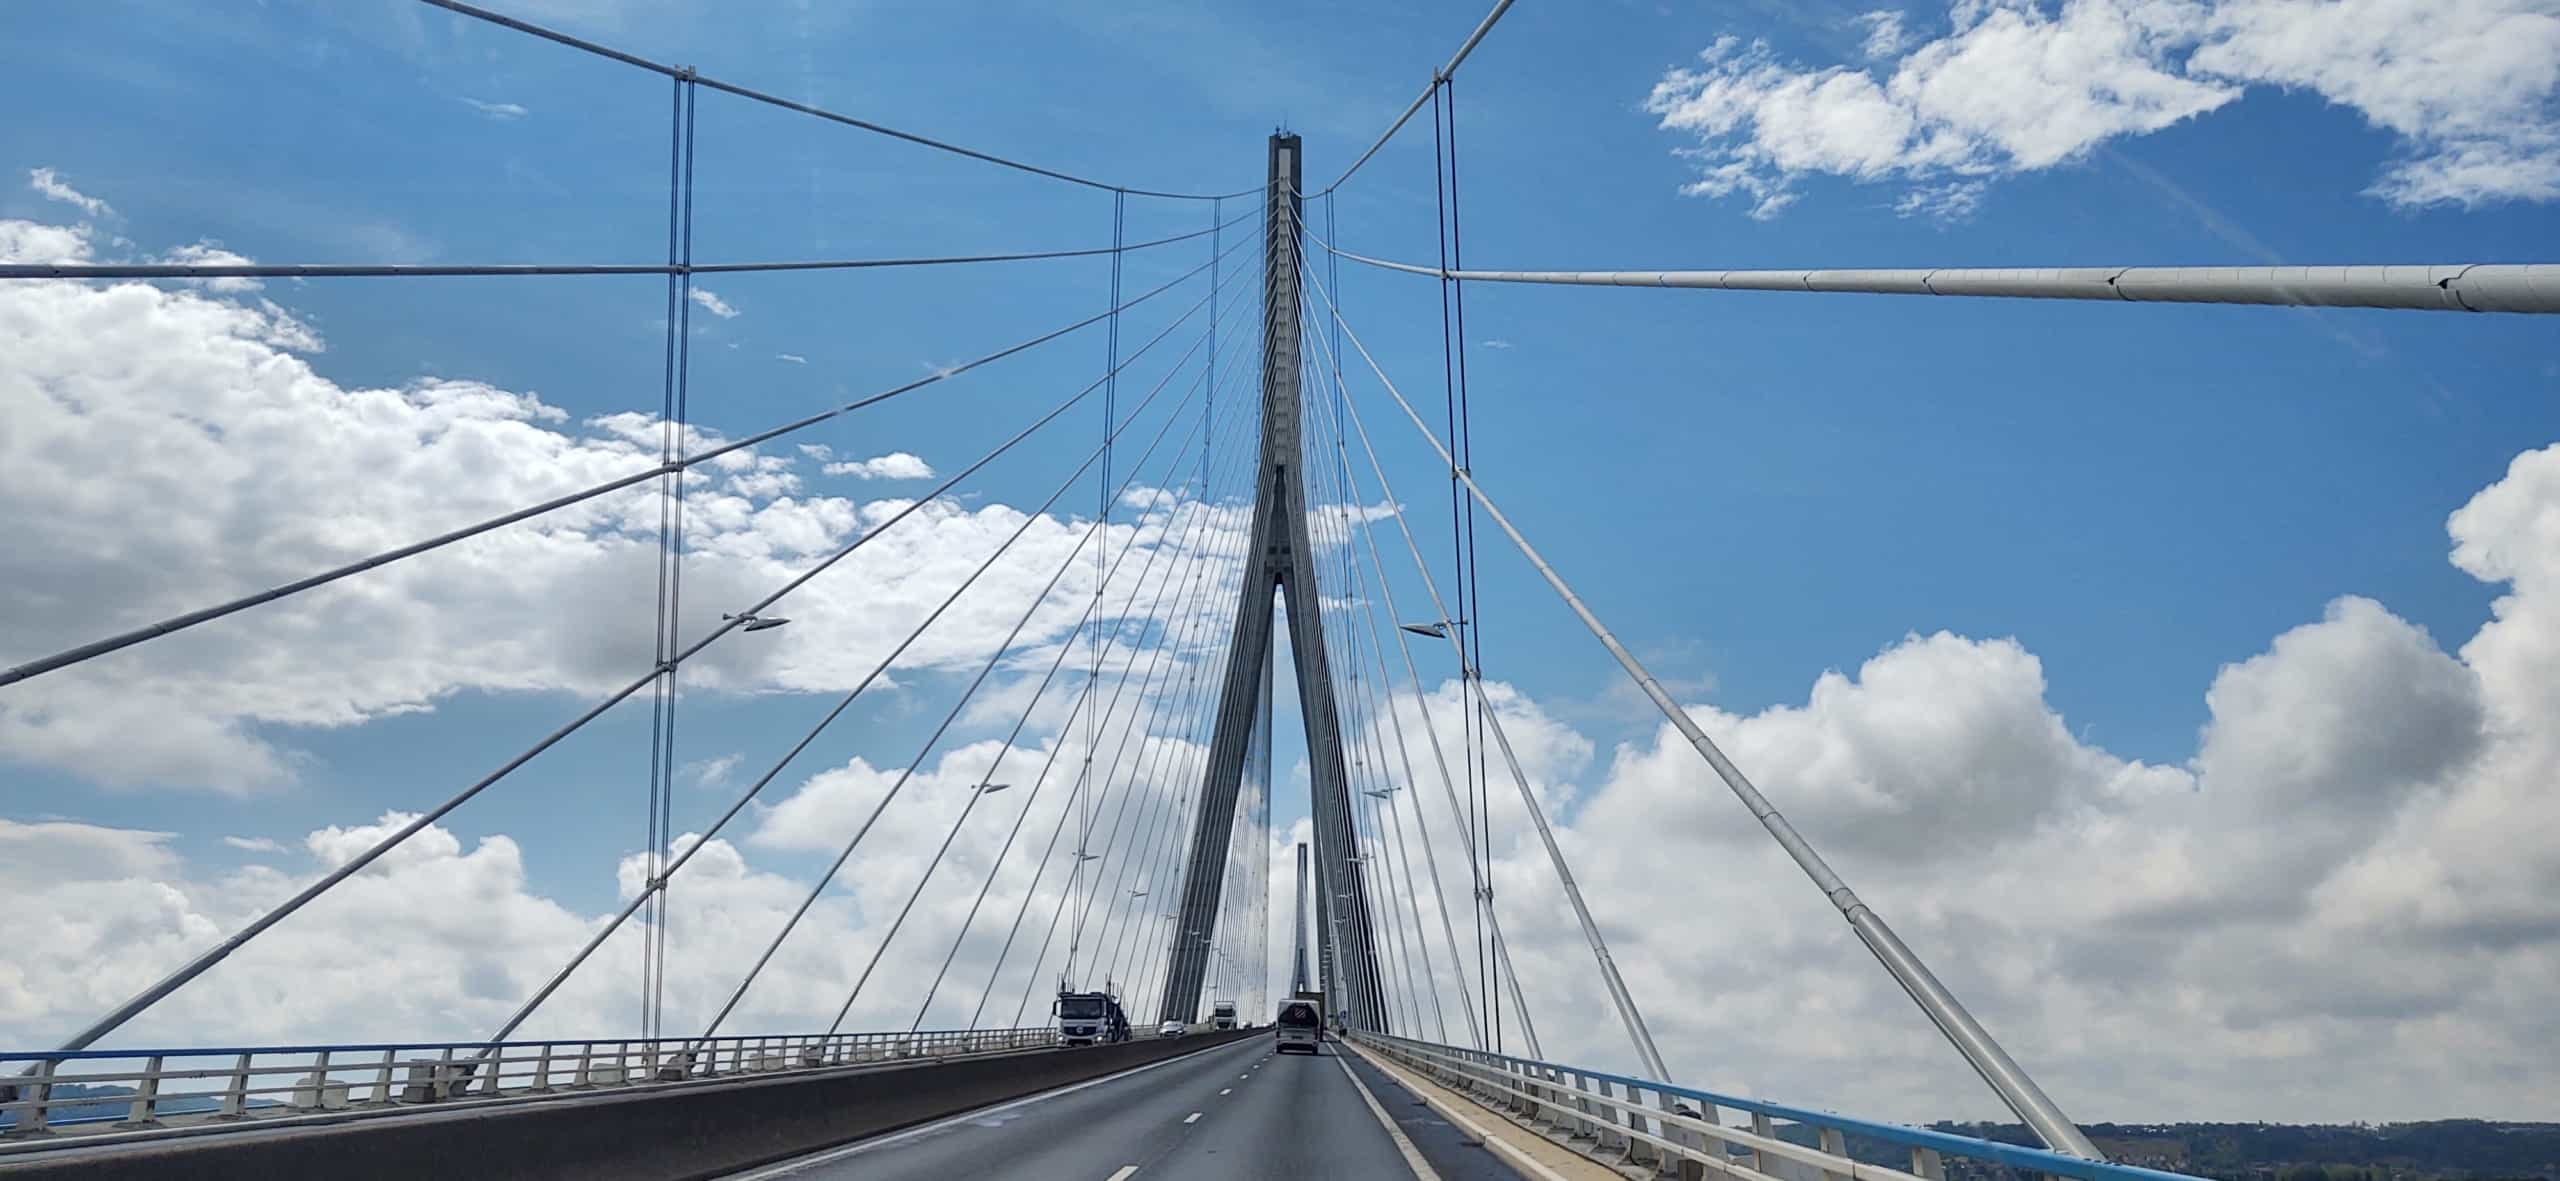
1210 1001 1238 1030
1054 990 1130 1047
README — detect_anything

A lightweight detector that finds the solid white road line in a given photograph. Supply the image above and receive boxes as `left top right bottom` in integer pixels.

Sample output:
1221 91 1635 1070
1183 1112 1203 1124
1105 1168 1139 1181
726 1039 1254 1179
1335 1052 1443 1181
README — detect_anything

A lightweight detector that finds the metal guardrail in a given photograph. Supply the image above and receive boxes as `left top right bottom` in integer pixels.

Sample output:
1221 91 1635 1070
0 1026 1056 1145
1352 1032 2206 1181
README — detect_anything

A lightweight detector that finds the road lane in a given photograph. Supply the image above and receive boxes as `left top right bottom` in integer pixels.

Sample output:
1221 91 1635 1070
737 1034 1476 1180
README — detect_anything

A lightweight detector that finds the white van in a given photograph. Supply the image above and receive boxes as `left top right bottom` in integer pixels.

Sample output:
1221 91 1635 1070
1273 998 1322 1054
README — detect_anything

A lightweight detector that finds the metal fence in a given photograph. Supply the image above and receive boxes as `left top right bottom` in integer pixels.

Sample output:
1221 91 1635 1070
0 1026 1056 1144
1350 1032 2205 1181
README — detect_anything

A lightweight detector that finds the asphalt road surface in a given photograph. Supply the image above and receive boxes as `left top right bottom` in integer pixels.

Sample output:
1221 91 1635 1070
734 1033 1522 1180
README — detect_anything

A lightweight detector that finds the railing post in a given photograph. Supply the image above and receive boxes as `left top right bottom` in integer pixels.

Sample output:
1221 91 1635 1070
1623 1083 1660 1169
374 1049 397 1104
1751 1111 1776 1174
217 1052 253 1118
1565 1069 1597 1143
121 1055 165 1128
1820 1127 1852 1181
8 1057 59 1135
1662 1092 1704 1181
1596 1077 1627 1155
1911 1146 1945 1180
532 1042 555 1093
300 1048 335 1107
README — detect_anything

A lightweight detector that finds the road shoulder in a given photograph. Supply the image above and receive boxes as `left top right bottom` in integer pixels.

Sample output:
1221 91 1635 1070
1339 1040 1627 1181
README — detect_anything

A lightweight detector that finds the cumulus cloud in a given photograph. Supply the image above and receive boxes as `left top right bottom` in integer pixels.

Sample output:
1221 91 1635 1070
0 204 1249 793
1356 455 2560 1124
776 353 807 364
8 179 2559 1124
1646 0 2560 218
0 698 1246 1050
28 167 111 218
823 452 935 481
462 97 529 120
221 835 286 854
12 436 2560 1120
688 287 739 319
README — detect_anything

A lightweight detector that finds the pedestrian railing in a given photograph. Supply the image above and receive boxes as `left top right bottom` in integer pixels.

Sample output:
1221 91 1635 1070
1350 1031 2203 1181
0 1025 1055 1144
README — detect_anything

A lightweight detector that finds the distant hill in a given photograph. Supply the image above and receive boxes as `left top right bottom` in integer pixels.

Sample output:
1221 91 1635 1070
1921 1120 2560 1181
1 1083 274 1129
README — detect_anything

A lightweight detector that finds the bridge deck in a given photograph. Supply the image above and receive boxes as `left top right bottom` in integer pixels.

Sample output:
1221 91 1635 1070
740 1034 1516 1181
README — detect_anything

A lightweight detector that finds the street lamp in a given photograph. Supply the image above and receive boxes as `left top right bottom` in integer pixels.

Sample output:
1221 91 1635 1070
975 782 1011 795
724 612 791 632
1398 619 1454 639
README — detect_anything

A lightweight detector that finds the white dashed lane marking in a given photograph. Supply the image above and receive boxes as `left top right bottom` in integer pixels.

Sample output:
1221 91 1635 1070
1219 1088 1231 1095
1183 1112 1203 1124
1105 1168 1139 1181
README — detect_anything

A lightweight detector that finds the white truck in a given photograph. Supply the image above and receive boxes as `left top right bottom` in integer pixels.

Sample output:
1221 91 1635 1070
1210 1000 1238 1030
1274 991 1323 1054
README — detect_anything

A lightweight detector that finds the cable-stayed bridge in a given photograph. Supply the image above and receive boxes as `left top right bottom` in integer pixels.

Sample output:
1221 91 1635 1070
3 2 2553 1178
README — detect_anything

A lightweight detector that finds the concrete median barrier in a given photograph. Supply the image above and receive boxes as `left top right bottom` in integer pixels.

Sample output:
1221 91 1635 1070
0 1029 1261 1181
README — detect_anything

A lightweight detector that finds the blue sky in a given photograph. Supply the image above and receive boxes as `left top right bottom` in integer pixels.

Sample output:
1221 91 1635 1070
4 0 2558 1123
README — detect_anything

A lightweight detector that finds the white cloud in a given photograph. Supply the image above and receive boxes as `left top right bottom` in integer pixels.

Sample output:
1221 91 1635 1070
681 752 741 790
777 353 807 364
1855 8 1914 58
221 835 285 854
823 452 935 481
1892 179 1990 220
156 242 264 294
15 423 2560 1120
0 707 1249 1050
1646 0 2560 218
462 98 529 120
9 183 2559 1121
28 167 111 218
1479 339 1513 350
688 287 739 319
0 203 1252 793
1355 456 2560 1124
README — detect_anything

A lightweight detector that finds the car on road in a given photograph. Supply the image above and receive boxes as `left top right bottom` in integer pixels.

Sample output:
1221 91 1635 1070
1273 998 1322 1054
1157 1020 1185 1038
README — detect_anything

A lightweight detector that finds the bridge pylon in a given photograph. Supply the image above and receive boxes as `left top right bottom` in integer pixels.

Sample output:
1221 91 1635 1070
1287 842 1311 996
1159 133 1389 1031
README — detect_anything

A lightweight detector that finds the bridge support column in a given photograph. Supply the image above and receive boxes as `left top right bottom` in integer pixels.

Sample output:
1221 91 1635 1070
1158 133 1390 1031
1287 842 1311 995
